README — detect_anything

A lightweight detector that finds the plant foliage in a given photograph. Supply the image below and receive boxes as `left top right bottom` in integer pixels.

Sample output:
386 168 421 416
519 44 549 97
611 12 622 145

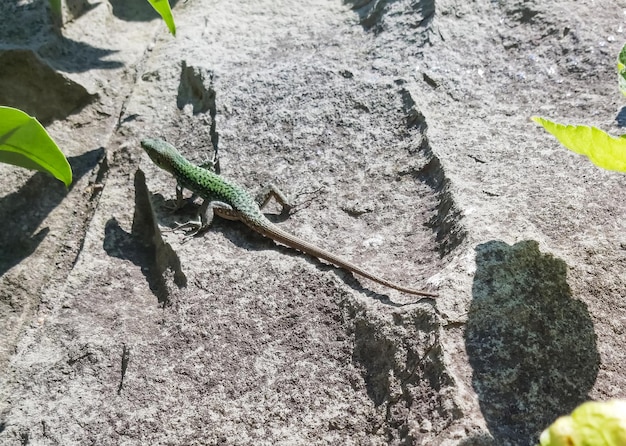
532 117 626 172
49 0 62 24
539 400 626 446
0 107 72 186
147 0 176 36
533 43 626 172
619 44 626 96
48 0 176 36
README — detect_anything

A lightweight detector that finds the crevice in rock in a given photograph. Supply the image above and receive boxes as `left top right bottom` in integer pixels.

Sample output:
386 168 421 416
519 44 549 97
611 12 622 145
117 343 130 395
399 87 467 257
89 148 109 201
177 61 219 153
67 147 108 272
417 157 466 257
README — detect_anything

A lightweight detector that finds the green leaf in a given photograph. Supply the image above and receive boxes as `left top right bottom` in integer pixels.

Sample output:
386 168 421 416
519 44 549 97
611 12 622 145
618 43 626 96
532 116 626 172
49 0 62 16
0 106 72 186
146 0 176 36
49 0 62 26
539 400 626 446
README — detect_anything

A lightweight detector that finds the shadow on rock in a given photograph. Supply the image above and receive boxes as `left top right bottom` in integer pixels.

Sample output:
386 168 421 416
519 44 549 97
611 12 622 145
344 0 435 33
616 106 626 127
0 49 98 125
108 0 180 22
103 169 186 306
465 240 599 446
0 148 104 277
38 35 123 73
349 305 459 442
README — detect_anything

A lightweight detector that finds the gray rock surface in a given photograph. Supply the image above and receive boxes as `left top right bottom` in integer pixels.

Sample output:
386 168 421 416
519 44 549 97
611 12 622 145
1 0 625 444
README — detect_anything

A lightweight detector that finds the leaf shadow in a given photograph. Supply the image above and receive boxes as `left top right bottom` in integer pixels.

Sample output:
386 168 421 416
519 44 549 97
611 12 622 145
465 240 599 445
108 0 181 22
0 147 105 278
37 35 124 73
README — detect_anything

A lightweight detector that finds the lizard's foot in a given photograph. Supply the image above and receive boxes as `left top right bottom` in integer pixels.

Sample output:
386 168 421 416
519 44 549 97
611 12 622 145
199 146 220 173
163 193 200 214
165 219 207 242
162 184 198 214
289 186 324 214
255 184 323 217
162 200 185 213
199 155 220 174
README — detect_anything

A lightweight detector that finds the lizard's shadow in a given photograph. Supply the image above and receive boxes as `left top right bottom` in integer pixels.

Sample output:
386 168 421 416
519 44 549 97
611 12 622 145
220 222 413 307
157 197 429 307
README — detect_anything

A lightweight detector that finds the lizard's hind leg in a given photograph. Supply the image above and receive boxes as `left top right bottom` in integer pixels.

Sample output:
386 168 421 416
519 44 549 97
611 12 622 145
255 184 293 214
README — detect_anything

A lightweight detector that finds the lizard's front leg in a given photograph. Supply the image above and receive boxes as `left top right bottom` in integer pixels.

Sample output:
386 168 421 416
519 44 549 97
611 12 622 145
162 184 198 213
173 200 234 238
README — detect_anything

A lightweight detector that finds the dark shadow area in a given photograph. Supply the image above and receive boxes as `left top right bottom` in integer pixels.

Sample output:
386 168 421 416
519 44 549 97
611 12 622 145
352 310 444 406
177 61 216 114
103 170 186 306
0 49 98 125
103 217 165 299
416 155 466 257
349 308 460 443
108 0 180 22
0 0 99 43
457 433 496 446
37 35 123 73
343 0 435 33
0 0 48 45
465 240 599 446
0 2 121 70
0 148 104 278
0 2 122 74
501 3 540 24
616 106 626 128
65 0 100 22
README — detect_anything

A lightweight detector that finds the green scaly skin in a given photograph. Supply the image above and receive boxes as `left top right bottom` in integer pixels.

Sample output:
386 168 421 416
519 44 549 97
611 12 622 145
141 138 437 297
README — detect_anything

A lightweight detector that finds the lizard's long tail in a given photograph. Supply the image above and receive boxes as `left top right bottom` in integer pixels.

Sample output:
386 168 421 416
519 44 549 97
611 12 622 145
247 218 438 297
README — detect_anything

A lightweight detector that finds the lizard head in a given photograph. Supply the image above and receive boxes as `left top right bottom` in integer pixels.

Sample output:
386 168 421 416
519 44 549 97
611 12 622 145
140 138 182 174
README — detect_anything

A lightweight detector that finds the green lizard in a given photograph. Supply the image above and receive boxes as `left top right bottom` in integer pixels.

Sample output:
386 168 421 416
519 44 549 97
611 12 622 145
140 138 437 297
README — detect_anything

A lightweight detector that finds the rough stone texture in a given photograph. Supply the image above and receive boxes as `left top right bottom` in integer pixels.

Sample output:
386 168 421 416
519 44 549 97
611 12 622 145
0 0 625 445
